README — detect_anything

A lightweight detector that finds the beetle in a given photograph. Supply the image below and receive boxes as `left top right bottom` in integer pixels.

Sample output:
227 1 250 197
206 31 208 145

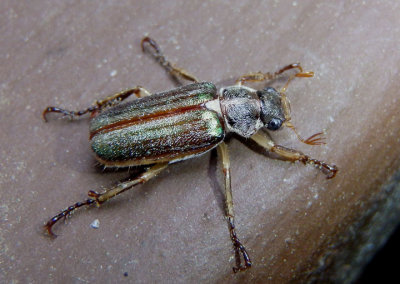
42 37 338 273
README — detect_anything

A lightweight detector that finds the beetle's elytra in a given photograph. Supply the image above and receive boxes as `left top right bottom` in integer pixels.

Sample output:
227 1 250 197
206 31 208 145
90 82 223 166
42 36 338 273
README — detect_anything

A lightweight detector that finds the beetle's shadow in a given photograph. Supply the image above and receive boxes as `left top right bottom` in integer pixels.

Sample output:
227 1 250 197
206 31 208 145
207 147 226 215
94 163 147 175
207 131 290 216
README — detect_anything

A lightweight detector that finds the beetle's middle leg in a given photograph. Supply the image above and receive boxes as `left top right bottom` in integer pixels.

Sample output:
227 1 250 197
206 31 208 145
250 132 338 179
141 36 199 83
42 86 151 121
44 162 168 237
236 63 314 87
217 142 252 273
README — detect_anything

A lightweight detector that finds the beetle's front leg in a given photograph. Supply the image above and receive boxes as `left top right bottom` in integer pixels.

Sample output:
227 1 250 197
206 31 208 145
250 132 338 179
217 142 252 273
44 162 168 237
235 63 314 88
42 86 152 121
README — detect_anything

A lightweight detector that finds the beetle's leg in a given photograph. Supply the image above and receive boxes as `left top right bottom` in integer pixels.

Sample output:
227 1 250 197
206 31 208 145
217 142 252 273
250 132 338 179
42 86 151 122
141 36 199 83
236 63 314 86
90 162 168 205
44 198 96 237
44 163 168 237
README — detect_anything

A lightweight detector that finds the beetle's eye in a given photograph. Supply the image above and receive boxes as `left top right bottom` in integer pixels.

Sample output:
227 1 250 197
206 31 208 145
267 118 282 130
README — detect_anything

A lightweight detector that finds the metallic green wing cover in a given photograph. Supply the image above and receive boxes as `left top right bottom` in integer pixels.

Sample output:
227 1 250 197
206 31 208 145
90 82 224 166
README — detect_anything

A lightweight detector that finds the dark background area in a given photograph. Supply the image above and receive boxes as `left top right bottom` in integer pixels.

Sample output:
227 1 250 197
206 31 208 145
357 224 400 283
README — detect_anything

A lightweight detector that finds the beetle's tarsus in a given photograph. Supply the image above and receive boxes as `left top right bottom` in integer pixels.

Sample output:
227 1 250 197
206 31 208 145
303 132 326 145
42 106 77 121
232 240 252 273
44 223 57 238
233 263 252 273
141 36 161 54
325 164 338 179
42 107 63 122
42 110 49 122
226 215 252 273
43 198 96 238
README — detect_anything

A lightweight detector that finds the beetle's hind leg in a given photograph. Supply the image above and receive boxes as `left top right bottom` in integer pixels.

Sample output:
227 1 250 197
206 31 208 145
250 132 338 179
217 142 252 272
44 163 168 237
42 86 151 122
236 63 314 88
141 36 199 84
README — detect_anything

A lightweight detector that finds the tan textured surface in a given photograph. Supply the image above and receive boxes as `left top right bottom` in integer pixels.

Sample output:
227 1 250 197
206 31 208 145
1 1 400 283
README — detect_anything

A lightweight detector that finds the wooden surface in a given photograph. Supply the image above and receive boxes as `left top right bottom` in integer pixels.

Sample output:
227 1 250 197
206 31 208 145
1 1 400 283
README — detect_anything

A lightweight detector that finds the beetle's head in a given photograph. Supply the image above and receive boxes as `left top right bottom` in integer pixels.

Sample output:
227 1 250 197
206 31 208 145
256 87 287 131
257 87 325 145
